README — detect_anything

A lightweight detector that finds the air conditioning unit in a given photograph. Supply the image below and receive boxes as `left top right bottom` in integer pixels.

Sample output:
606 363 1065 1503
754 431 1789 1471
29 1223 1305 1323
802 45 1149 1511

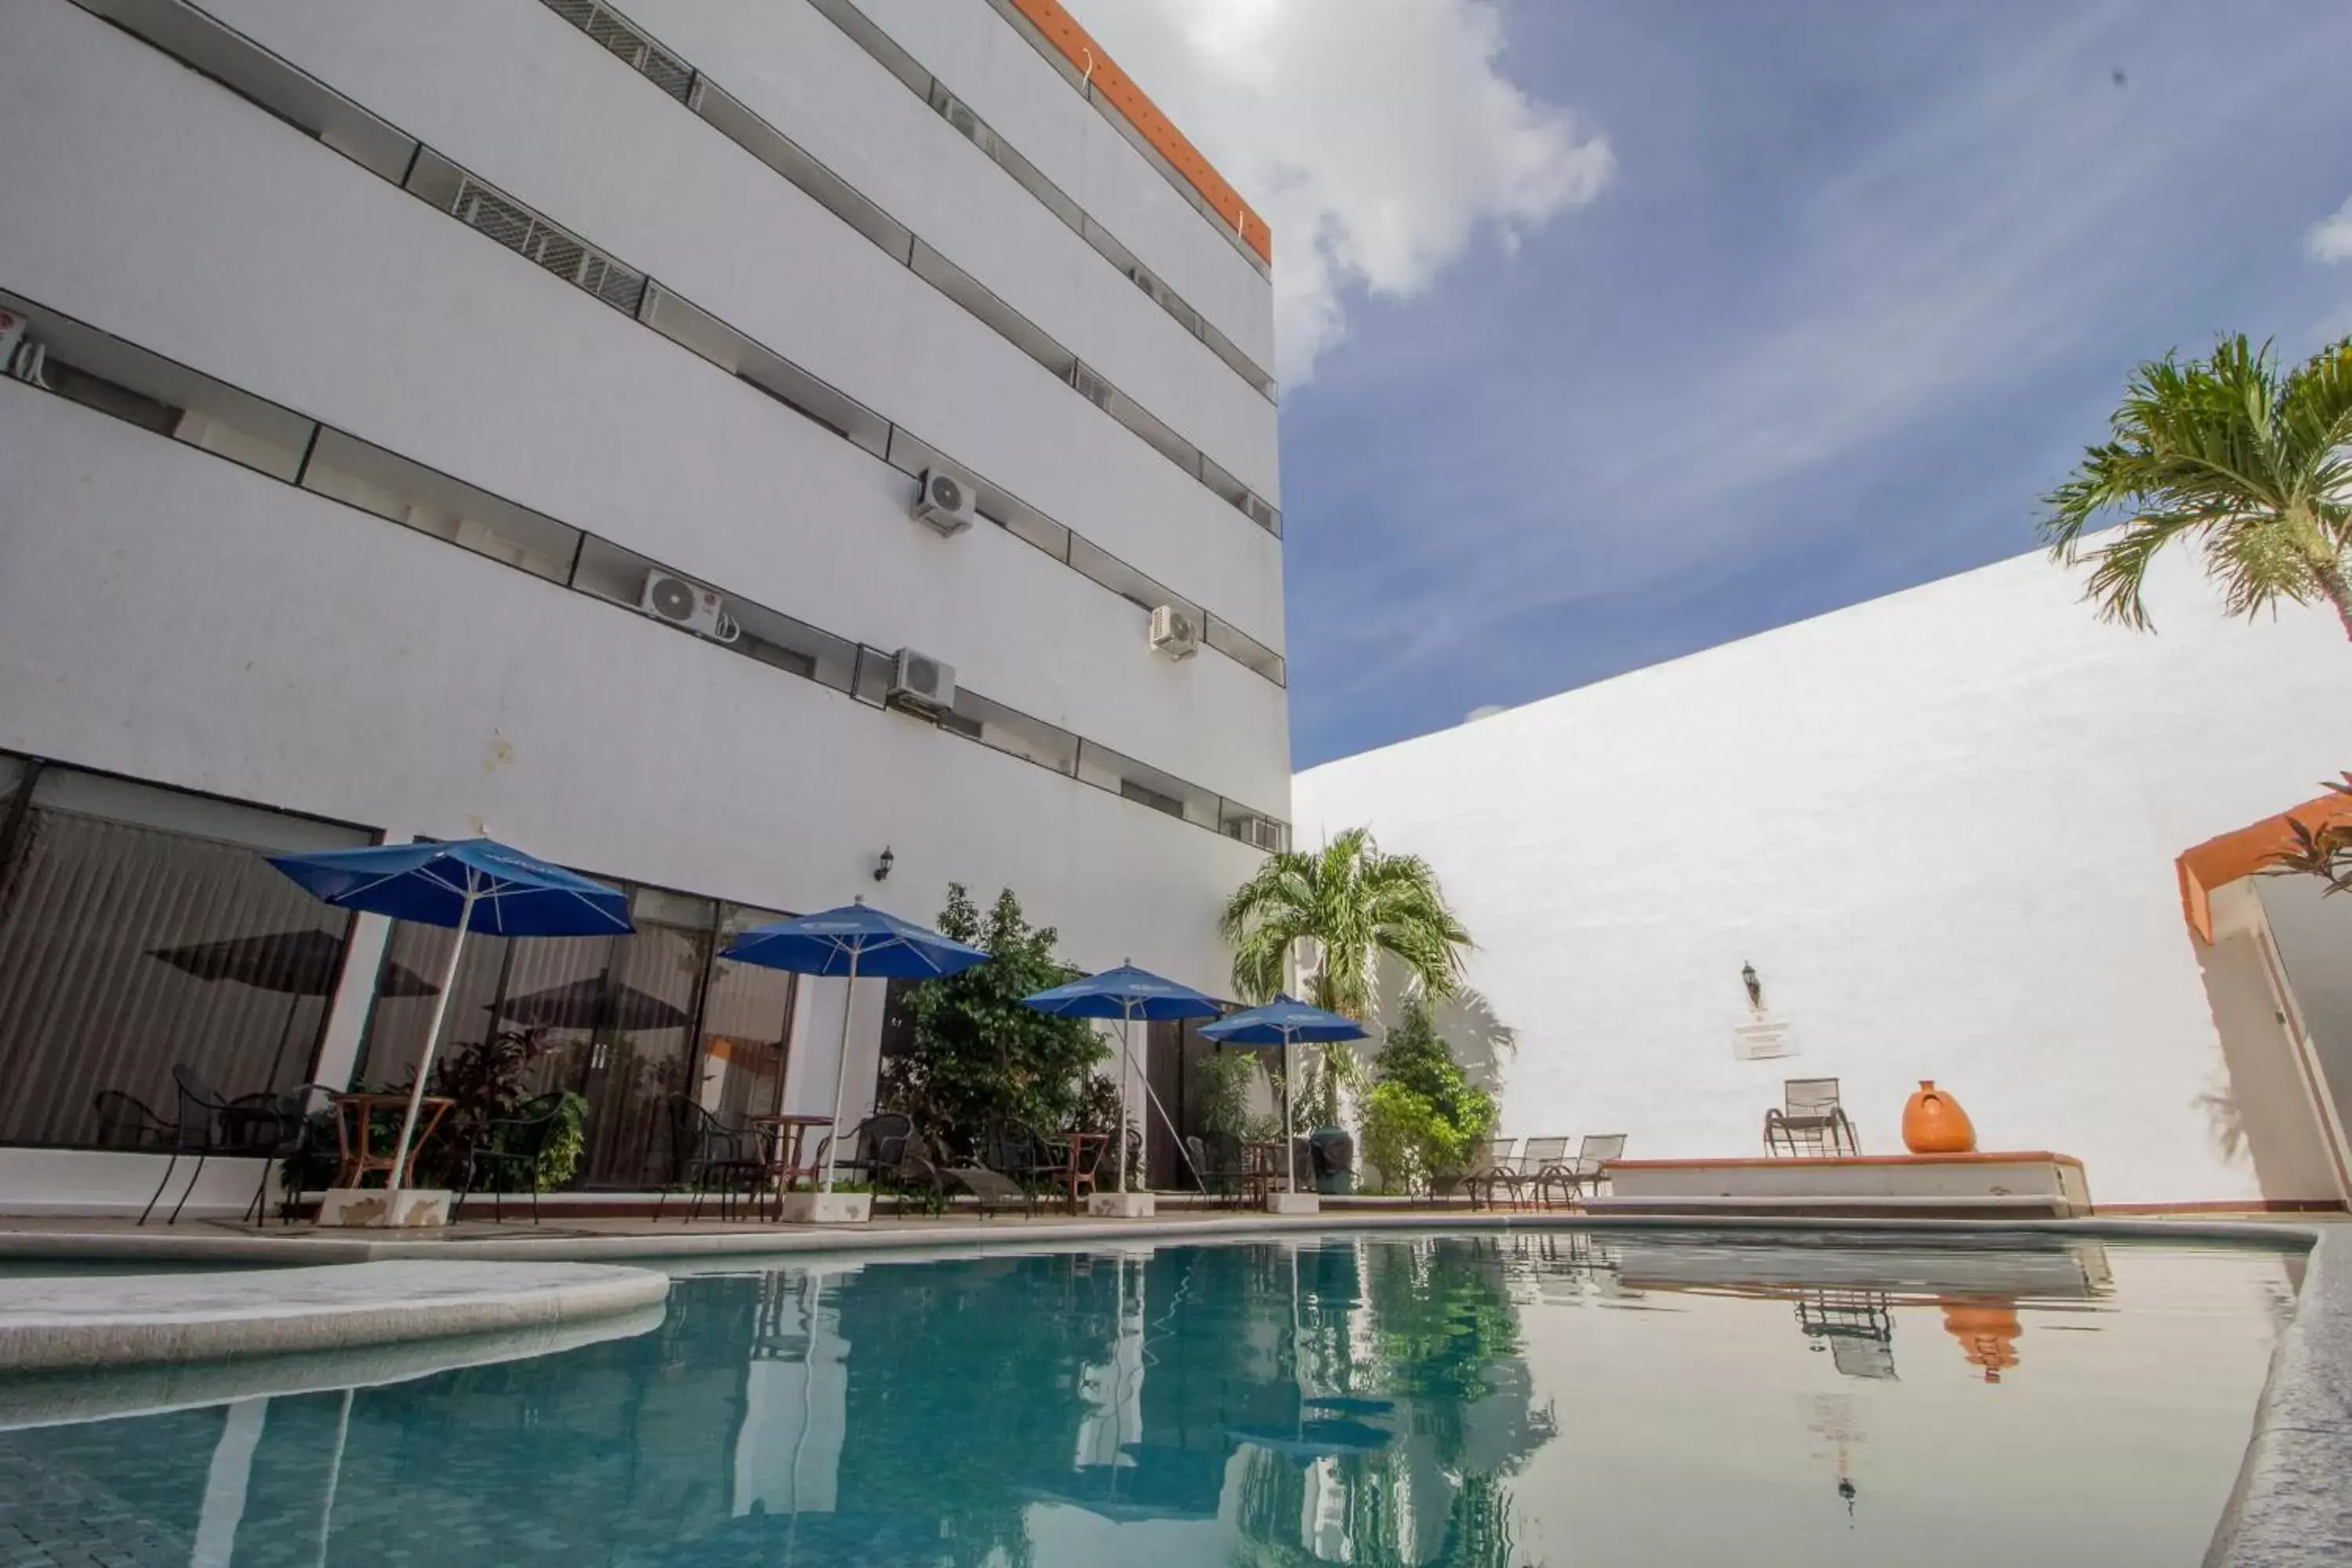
889 648 956 713
1149 604 1200 661
912 469 977 535
639 570 740 643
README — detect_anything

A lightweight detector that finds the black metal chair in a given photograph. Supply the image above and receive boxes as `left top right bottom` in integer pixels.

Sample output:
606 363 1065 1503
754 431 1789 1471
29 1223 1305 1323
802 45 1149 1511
92 1090 175 1150
1186 1132 1265 1209
456 1091 572 1224
654 1094 761 1221
141 1066 281 1226
246 1081 338 1226
832 1112 947 1215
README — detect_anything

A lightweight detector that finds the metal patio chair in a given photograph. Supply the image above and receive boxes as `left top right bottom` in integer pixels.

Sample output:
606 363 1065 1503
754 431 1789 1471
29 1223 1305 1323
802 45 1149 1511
655 1094 762 1221
1459 1138 1519 1209
1537 1134 1627 1207
92 1090 175 1151
140 1066 282 1226
455 1090 572 1224
1502 1135 1572 1209
1764 1077 1860 1156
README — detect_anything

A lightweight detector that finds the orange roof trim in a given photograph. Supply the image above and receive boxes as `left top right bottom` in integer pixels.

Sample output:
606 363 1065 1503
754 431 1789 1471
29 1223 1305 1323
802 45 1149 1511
2176 791 2352 944
1004 0 1272 266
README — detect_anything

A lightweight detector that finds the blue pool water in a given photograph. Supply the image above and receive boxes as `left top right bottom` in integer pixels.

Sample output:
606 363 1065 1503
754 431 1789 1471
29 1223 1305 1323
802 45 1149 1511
0 1232 2299 1566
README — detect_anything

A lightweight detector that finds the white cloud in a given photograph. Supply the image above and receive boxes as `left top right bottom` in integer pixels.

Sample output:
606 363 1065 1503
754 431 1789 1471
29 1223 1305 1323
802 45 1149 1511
1065 0 1612 384
2310 194 2352 263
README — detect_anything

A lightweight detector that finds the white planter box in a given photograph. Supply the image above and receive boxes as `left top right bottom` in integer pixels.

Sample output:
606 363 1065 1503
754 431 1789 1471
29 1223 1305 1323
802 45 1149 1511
775 1191 872 1225
1087 1192 1156 1219
318 1188 452 1229
1265 1192 1320 1215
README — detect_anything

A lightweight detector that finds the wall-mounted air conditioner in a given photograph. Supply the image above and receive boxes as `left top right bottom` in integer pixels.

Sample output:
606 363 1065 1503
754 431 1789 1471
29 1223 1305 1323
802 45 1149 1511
913 469 977 535
1149 604 1200 661
639 570 740 643
889 648 956 713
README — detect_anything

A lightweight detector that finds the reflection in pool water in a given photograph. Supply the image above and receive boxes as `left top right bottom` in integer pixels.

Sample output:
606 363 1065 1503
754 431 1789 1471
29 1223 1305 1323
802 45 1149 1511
0 1233 2298 1566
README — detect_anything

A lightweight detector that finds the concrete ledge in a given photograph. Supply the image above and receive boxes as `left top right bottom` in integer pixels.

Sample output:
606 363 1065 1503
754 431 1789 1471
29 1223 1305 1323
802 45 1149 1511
1601 1151 2092 1218
0 1259 670 1371
2207 1225 2352 1566
0 1301 666 1430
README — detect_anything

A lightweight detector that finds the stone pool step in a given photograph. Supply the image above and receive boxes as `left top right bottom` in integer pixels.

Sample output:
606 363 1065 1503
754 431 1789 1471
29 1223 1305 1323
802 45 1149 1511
0 1259 670 1371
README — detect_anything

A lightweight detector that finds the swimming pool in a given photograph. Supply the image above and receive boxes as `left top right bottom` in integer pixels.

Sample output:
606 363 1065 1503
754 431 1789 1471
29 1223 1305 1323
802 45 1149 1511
0 1231 2299 1566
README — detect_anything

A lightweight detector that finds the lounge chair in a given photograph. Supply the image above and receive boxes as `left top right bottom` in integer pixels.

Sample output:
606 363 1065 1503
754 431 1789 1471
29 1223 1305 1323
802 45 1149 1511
1459 1138 1518 1209
1764 1077 1859 1156
1502 1136 1571 1208
1537 1134 1626 1207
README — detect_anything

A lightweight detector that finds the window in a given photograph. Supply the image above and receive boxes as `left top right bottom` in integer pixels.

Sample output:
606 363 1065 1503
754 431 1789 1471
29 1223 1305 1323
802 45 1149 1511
359 874 802 1188
0 760 372 1148
303 429 580 583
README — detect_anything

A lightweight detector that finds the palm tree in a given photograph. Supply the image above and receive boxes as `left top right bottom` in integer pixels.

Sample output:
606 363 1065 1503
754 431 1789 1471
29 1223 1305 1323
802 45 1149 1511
2039 335 2352 641
1220 826 1471 1018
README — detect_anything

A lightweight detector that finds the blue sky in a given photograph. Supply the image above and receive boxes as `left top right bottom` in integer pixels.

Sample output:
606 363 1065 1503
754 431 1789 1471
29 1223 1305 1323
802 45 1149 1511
1076 1 2352 768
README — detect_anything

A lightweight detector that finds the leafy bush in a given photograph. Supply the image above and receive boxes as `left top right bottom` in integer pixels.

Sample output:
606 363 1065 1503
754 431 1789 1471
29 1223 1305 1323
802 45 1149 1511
1192 1049 1262 1138
1360 1002 1497 1195
882 884 1109 1158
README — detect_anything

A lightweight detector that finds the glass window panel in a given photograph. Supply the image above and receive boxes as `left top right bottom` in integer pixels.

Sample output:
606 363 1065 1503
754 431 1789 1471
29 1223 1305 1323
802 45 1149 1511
1202 614 1287 687
0 290 313 481
909 242 1076 379
851 645 894 708
0 789 369 1145
1079 742 1221 829
953 690 1080 776
355 924 510 1091
303 429 578 583
1068 536 1186 619
699 903 797 1125
579 913 713 1188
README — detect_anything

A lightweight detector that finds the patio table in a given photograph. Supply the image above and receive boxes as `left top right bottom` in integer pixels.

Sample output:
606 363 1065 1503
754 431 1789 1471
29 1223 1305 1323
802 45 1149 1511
331 1091 454 1189
749 1112 837 1216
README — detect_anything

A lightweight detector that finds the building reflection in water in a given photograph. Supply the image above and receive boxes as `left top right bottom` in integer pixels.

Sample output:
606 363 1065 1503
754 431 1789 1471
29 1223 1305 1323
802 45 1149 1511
0 1231 2147 1567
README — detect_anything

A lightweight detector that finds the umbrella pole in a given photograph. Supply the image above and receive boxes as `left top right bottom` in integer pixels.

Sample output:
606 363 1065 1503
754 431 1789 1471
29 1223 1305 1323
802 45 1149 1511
1283 1027 1294 1192
822 946 859 1195
387 884 478 1211
1116 1009 1134 1193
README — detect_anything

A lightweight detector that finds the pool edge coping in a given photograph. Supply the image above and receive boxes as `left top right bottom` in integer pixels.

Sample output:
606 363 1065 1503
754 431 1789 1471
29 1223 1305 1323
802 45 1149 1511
2205 1222 2352 1568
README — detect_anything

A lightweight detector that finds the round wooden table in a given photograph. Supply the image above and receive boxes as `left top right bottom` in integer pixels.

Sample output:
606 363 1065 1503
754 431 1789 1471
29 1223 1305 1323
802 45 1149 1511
750 1112 838 1214
331 1092 455 1189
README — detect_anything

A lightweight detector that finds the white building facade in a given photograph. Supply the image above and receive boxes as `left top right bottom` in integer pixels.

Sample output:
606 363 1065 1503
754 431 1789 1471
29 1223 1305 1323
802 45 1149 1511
0 0 1286 1209
1295 546 2352 1209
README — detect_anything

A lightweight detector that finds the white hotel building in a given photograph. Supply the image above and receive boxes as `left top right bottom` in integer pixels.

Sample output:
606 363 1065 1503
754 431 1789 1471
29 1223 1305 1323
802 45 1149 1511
0 0 1287 1210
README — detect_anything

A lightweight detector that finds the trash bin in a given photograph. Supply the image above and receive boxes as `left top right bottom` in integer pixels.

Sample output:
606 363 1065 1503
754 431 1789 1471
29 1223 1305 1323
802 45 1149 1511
1309 1127 1355 1196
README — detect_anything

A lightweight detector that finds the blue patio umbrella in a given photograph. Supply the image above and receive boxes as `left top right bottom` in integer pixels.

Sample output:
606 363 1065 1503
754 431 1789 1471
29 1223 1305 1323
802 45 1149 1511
1022 964 1221 1194
1203 995 1367 1192
267 837 633 1206
720 899 989 1193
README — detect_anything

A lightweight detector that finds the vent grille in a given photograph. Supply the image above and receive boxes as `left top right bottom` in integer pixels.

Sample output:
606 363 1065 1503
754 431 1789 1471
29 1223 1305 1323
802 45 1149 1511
1068 365 1112 412
543 0 695 103
452 177 647 316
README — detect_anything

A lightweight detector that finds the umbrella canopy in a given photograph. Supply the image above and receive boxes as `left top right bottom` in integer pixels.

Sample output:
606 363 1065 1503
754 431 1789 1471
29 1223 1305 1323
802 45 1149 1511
721 902 989 978
1020 964 1222 1022
1022 964 1221 1196
720 900 989 1196
1203 994 1367 1196
149 928 439 998
1200 993 1367 1047
265 837 631 1208
266 838 632 937
495 975 691 1032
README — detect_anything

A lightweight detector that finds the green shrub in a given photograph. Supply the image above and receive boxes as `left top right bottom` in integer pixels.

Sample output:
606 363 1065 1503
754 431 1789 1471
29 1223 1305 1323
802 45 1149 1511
1361 1002 1497 1194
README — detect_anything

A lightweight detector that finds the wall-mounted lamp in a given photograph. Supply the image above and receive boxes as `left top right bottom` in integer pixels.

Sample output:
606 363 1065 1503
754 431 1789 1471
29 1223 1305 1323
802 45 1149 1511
1741 962 1763 1011
873 845 895 883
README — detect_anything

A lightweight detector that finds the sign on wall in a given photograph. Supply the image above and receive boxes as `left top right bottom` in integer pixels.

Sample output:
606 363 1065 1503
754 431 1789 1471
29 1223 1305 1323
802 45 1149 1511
1733 1013 1796 1060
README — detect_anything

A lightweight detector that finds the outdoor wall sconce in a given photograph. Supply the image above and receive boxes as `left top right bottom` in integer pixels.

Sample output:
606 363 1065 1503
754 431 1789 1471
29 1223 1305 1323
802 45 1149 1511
873 845 895 882
1742 961 1763 1010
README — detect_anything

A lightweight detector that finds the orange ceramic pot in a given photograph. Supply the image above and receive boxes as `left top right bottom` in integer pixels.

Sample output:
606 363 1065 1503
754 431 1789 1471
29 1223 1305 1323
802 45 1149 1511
1902 1080 1976 1154
1940 1299 2021 1382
